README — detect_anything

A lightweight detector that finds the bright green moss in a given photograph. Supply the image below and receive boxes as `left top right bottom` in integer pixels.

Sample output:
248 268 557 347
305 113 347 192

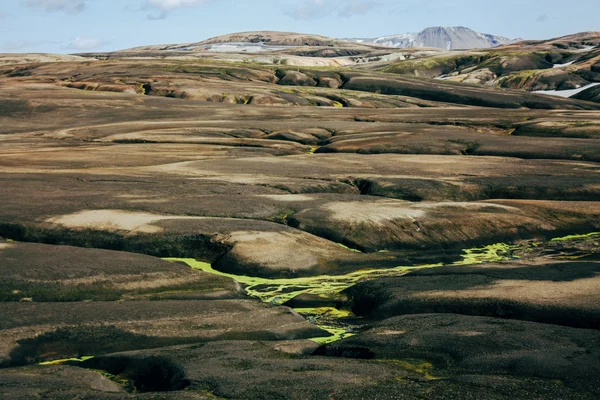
550 232 600 242
165 231 599 344
338 243 362 253
39 356 94 366
455 242 520 265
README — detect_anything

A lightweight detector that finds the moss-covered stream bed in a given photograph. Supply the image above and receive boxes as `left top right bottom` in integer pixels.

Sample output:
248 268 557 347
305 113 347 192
167 232 600 344
33 231 598 363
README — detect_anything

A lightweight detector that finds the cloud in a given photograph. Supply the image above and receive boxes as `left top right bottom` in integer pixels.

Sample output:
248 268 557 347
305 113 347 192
143 0 210 19
62 37 109 51
338 0 380 17
24 0 87 15
284 0 380 20
0 11 10 19
536 14 549 23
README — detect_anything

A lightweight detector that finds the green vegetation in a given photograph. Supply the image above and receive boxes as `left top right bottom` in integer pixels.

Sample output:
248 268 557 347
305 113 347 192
39 356 94 366
166 258 441 343
456 242 520 265
338 243 362 253
295 307 356 344
166 231 599 344
499 69 541 88
383 54 488 77
378 359 441 381
550 232 600 242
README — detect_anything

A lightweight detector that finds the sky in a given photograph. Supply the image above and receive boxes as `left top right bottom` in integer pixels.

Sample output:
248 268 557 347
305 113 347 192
0 0 598 53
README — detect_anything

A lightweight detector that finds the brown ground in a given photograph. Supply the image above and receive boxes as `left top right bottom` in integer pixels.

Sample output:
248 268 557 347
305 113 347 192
0 47 599 399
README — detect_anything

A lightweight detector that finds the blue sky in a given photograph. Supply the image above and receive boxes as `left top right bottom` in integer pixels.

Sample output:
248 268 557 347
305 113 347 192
1 0 598 53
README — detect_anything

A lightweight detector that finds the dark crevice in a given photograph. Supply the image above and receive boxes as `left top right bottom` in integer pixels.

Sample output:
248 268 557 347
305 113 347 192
313 346 374 359
77 355 190 393
353 178 424 202
141 83 153 95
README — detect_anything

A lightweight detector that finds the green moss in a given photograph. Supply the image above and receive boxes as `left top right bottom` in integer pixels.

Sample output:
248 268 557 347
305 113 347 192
550 232 600 242
338 243 362 253
309 326 354 344
294 307 354 319
383 54 489 76
165 231 599 344
455 242 520 265
39 356 94 366
268 209 296 225
378 359 441 381
295 307 356 343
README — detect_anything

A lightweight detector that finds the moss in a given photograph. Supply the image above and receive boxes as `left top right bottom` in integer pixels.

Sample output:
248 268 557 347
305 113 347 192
455 242 520 265
39 356 94 366
295 307 356 344
383 54 489 77
164 231 597 344
378 359 441 381
499 69 542 89
550 232 600 242
338 243 362 253
309 326 354 344
268 209 296 226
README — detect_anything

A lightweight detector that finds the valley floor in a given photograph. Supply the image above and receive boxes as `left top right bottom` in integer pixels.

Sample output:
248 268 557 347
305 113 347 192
0 58 599 399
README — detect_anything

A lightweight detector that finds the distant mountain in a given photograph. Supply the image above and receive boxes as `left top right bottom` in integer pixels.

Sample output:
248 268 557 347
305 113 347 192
123 31 375 53
347 26 520 50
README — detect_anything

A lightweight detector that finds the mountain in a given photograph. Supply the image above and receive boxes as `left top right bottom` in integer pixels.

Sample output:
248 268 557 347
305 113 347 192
124 31 358 53
348 26 519 50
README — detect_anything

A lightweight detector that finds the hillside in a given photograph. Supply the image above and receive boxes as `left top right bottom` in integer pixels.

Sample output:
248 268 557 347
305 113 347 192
378 32 600 100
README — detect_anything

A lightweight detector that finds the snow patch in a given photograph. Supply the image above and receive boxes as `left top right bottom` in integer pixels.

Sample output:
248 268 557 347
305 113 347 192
553 61 575 68
533 82 600 98
574 45 596 53
170 42 295 53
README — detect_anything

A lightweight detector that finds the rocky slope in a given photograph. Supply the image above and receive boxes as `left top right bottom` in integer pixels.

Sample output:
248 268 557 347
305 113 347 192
379 32 600 101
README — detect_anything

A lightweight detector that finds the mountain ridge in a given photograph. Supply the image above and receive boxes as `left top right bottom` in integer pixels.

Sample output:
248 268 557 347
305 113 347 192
346 26 520 50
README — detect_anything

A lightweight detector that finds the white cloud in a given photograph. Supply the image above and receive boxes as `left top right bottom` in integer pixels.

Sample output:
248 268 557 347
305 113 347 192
284 0 380 20
536 14 549 23
338 0 379 18
24 0 87 15
144 0 210 19
62 37 109 51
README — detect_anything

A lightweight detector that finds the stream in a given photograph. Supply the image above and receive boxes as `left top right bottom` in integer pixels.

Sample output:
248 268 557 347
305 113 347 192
165 233 599 344
36 231 598 370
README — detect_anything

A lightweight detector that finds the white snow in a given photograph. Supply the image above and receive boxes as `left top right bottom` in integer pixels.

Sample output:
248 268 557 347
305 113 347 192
574 45 596 53
206 43 294 53
533 82 600 98
553 61 575 68
170 42 294 53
